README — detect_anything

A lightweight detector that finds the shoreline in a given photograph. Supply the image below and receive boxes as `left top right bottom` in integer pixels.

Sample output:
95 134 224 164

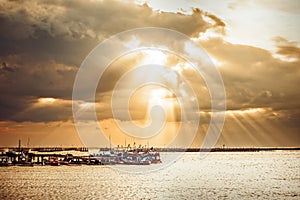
1 147 299 153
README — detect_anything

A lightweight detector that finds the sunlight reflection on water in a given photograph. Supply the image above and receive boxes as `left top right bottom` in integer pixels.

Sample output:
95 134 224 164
0 151 299 199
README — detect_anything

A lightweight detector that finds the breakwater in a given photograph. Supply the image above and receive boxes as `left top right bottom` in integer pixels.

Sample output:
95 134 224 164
0 147 299 153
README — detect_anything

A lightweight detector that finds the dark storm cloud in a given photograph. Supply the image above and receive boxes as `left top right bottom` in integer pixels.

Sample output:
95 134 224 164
0 0 216 66
1 62 15 72
0 57 76 98
0 58 77 122
12 99 73 123
0 0 225 122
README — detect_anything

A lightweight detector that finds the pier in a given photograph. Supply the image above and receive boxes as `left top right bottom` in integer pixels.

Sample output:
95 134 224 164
0 147 299 166
0 150 91 166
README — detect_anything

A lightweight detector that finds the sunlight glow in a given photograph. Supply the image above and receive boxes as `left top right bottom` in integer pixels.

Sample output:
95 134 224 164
210 56 224 67
198 29 223 41
38 97 56 104
124 36 141 49
227 108 265 115
149 88 173 104
171 62 190 74
141 50 167 65
79 102 94 108
272 53 299 63
147 88 176 122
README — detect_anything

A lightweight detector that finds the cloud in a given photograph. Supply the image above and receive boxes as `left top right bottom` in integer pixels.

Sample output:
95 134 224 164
0 0 226 122
276 45 300 60
273 36 300 61
204 13 225 27
1 62 15 72
198 37 300 131
0 56 77 122
0 0 220 66
0 0 298 147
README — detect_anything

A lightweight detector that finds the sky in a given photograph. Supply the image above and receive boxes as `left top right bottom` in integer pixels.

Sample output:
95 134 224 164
0 0 299 148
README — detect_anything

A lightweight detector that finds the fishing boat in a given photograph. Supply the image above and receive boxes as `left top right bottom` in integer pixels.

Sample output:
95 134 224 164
148 152 162 164
49 157 60 166
121 152 151 165
92 147 162 165
17 152 34 166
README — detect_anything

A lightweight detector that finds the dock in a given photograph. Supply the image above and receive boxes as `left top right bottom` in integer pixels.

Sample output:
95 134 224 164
0 147 299 166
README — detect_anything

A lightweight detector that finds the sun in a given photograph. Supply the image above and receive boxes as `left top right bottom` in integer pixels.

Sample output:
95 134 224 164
146 87 177 122
149 88 172 105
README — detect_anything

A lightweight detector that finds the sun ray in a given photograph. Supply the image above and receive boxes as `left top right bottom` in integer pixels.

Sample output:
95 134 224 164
228 112 261 146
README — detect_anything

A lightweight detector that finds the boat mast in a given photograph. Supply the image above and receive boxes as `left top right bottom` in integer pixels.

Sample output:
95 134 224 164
27 137 30 148
109 135 111 151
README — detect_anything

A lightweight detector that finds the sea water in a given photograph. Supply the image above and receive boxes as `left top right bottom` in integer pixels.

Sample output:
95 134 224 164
0 151 299 199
